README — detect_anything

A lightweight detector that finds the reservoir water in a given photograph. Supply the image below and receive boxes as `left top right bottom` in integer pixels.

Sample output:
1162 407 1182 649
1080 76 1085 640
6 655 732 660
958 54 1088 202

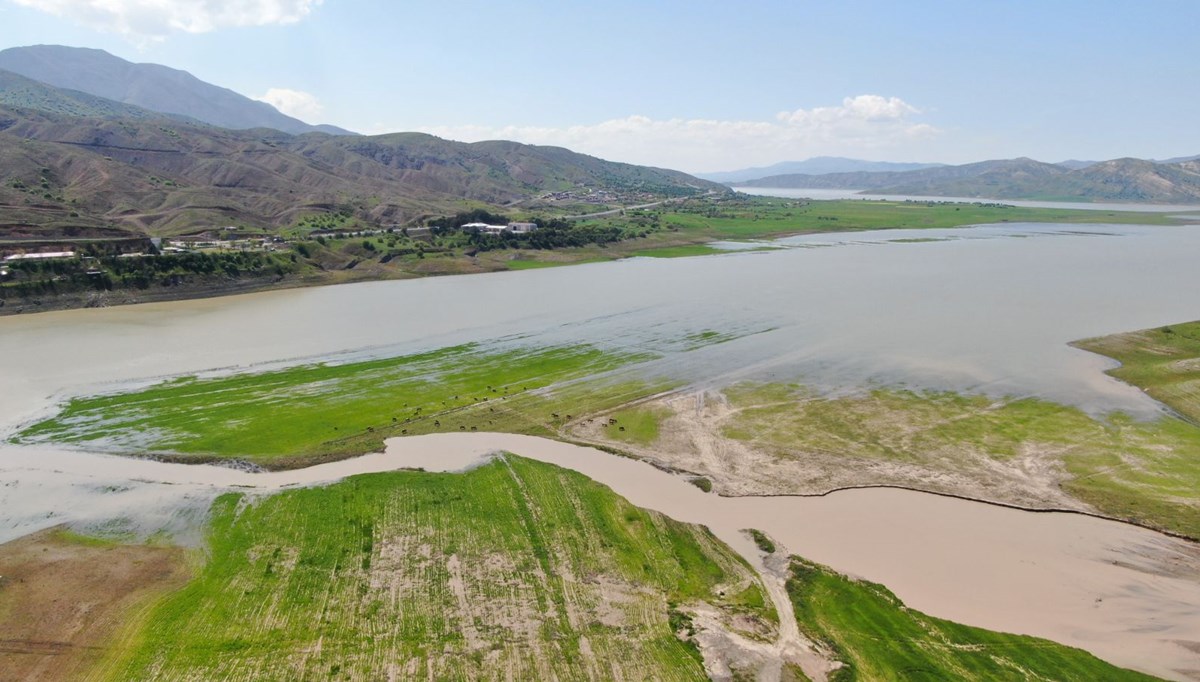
3 221 1200 678
739 185 1200 214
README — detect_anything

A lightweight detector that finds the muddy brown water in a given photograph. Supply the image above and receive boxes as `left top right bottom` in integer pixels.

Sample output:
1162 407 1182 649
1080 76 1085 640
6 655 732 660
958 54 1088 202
3 223 1200 679
2 434 1198 680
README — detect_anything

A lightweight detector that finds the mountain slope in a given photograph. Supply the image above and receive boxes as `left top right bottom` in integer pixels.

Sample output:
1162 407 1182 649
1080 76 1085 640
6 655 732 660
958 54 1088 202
699 157 943 183
0 69 201 123
0 45 354 136
736 156 1200 203
0 102 721 237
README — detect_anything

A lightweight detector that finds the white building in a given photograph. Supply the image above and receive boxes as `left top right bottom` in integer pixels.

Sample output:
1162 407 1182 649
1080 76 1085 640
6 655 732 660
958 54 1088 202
508 222 538 233
2 251 76 262
462 222 511 235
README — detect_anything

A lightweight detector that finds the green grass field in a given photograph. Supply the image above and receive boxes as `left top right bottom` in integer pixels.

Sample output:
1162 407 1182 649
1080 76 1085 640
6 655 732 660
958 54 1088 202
721 383 1200 538
654 196 1179 241
603 405 670 445
93 456 774 681
627 244 727 258
84 458 1167 680
16 342 667 467
1073 321 1200 424
785 558 1159 681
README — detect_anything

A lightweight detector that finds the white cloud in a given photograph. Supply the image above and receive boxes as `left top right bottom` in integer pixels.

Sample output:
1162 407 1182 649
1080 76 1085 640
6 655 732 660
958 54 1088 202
12 0 322 39
406 95 938 173
255 87 323 121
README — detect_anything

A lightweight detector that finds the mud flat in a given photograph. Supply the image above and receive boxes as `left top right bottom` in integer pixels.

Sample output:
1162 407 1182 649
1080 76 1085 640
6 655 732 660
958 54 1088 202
0 528 189 681
2 434 1198 680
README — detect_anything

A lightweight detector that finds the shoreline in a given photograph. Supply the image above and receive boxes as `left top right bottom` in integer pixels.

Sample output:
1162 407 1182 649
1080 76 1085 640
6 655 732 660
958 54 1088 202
6 202 1196 317
3 434 1197 680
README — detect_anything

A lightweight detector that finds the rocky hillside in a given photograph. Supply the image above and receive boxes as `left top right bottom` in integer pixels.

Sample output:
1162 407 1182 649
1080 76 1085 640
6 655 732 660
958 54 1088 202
0 102 720 238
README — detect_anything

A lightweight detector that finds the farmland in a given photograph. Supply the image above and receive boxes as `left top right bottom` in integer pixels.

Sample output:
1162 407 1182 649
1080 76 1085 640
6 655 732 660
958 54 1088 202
92 456 778 680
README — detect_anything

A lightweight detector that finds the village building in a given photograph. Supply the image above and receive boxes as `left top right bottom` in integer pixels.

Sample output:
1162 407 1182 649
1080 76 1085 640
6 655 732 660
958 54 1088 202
2 251 76 262
462 222 511 235
461 222 539 235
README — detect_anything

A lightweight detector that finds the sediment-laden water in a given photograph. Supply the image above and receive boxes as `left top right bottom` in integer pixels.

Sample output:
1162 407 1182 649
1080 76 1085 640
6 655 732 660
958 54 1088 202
3 222 1200 679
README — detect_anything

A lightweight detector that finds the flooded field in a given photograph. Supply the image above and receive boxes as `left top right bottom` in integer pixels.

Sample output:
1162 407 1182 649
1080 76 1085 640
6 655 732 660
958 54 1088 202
3 222 1200 679
4 223 1200 430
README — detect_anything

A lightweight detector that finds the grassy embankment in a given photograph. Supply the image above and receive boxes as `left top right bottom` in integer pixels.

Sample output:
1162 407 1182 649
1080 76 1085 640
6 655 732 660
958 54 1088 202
784 557 1159 681
710 382 1200 538
1064 321 1200 536
15 341 678 468
1073 321 1200 424
91 456 774 680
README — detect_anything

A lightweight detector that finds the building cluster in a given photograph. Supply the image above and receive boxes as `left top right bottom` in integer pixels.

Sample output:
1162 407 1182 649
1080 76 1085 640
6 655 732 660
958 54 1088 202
461 222 539 235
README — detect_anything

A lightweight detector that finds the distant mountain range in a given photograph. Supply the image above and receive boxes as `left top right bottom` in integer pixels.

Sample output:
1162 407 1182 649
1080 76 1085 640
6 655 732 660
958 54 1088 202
733 156 1200 203
698 157 944 183
0 45 354 136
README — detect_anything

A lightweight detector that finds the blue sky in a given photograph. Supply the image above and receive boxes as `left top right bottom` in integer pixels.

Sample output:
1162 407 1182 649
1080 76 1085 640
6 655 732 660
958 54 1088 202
2 0 1198 173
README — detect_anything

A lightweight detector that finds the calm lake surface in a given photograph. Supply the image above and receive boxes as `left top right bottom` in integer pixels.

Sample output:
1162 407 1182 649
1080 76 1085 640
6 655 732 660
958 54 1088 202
740 185 1200 213
3 222 1200 430
3 221 1200 679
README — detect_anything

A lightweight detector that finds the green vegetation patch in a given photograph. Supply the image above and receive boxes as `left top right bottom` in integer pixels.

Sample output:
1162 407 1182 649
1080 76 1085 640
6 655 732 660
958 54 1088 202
628 244 726 258
604 405 669 445
747 529 776 554
1073 321 1200 424
16 342 658 466
657 196 1177 241
721 383 1200 538
97 456 773 680
786 558 1159 681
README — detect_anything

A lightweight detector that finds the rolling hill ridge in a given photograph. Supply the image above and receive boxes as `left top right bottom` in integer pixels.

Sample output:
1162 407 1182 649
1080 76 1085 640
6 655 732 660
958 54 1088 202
734 156 1200 203
0 100 721 238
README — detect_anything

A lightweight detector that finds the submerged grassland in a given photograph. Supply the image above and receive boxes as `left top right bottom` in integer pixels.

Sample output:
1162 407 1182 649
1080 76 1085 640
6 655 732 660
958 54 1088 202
645 196 1181 242
14 341 675 468
784 557 1159 681
93 456 775 681
489 196 1183 270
